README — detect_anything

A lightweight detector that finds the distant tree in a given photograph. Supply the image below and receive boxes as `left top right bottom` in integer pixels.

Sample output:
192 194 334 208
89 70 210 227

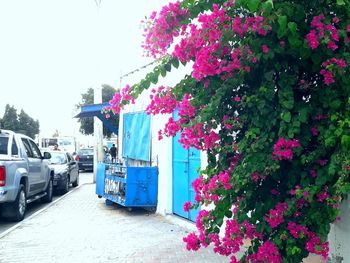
77 84 119 138
1 104 20 132
1 105 40 139
18 110 40 139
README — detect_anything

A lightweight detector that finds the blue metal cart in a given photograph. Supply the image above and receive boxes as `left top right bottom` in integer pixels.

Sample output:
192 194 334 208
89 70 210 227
96 161 158 210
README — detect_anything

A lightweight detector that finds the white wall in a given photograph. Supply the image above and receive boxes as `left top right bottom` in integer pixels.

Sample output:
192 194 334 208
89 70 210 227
328 195 350 262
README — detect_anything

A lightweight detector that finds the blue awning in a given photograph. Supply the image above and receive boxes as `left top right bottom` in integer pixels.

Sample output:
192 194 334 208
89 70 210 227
75 103 119 135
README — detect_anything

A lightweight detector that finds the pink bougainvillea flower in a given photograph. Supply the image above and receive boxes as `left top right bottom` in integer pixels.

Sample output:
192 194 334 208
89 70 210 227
183 201 192 212
272 138 301 161
262 44 269 53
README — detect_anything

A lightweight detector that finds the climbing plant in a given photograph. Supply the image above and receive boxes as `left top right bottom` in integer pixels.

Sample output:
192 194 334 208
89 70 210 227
108 0 350 262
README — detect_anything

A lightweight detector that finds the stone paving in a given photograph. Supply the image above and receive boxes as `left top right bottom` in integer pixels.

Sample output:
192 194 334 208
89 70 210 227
0 182 228 263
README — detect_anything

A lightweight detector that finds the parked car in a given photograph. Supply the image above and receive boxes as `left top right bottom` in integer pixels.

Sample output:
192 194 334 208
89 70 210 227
48 151 79 194
75 148 94 171
0 129 53 221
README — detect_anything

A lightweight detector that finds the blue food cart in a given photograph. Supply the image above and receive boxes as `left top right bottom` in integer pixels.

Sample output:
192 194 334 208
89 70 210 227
95 159 158 210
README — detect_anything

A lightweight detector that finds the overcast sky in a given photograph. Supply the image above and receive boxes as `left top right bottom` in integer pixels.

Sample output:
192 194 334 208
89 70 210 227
0 0 169 138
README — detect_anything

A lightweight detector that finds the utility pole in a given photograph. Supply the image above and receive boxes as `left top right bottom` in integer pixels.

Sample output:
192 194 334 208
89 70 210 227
92 0 103 183
93 86 103 183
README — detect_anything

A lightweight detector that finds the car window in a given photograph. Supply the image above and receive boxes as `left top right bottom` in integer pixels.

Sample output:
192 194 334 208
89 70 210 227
49 152 67 164
21 138 33 158
0 135 9 155
28 140 42 159
79 149 94 155
11 138 19 156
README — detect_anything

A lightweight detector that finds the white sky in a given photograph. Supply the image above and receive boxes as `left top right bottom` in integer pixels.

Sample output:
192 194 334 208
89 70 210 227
0 0 170 138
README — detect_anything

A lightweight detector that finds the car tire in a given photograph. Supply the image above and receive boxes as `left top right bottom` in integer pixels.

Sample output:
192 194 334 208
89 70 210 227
72 173 79 187
61 175 69 194
12 184 27 221
1 184 27 222
41 179 53 203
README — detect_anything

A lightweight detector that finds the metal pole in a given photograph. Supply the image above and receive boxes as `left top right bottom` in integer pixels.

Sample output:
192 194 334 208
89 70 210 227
92 0 103 183
93 86 103 183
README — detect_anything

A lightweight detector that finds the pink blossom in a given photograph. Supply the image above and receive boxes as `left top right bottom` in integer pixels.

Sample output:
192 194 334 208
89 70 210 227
183 232 201 251
265 202 288 228
146 86 178 115
251 172 259 183
246 241 282 263
317 191 329 202
320 69 335 85
233 95 241 102
306 30 319 49
311 126 318 136
272 138 301 161
271 189 280 196
218 170 232 190
183 201 192 212
309 169 317 178
287 222 309 239
316 159 328 166
262 44 269 53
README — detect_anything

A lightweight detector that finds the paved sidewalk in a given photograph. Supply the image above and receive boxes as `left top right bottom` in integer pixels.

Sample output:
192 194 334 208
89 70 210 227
0 183 228 263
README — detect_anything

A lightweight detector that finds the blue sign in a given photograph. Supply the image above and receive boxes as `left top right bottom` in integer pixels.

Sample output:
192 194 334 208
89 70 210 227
122 112 151 161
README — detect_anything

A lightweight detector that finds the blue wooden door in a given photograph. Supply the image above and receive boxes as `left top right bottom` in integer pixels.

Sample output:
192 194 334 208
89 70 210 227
172 111 200 221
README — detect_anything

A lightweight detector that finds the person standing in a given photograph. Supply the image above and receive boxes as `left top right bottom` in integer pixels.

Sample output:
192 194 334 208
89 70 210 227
109 144 117 163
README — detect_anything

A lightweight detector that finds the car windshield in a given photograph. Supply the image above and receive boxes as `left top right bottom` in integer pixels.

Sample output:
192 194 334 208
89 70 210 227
79 149 93 155
0 135 9 155
49 152 67 165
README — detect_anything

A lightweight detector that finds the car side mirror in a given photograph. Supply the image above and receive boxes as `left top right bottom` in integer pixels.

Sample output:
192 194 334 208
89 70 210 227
43 152 51 159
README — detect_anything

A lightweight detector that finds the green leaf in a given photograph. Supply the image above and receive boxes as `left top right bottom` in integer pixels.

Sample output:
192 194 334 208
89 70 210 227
247 0 260 12
281 99 294 110
160 66 167 77
281 111 291 122
277 15 287 38
341 135 350 149
288 22 298 35
299 108 308 123
150 73 158 84
172 59 179 69
164 63 171 72
337 0 345 5
262 0 273 15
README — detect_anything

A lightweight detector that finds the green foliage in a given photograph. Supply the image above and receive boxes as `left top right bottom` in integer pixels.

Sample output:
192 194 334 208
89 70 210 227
1 104 39 139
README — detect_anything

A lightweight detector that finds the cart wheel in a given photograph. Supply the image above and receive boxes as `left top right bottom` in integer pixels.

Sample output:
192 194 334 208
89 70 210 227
97 195 102 198
127 207 133 212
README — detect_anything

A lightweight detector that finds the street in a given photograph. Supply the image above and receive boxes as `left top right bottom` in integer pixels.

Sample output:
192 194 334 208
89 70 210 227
0 171 93 236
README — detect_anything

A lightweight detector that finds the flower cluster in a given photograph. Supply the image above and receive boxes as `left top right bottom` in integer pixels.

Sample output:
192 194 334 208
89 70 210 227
287 222 329 259
171 4 270 81
246 241 282 263
306 14 339 50
142 1 189 57
146 86 178 115
265 202 288 228
272 138 301 161
320 58 347 85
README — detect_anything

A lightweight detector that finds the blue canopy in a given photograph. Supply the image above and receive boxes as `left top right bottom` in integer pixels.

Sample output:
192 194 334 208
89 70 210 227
74 103 119 135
